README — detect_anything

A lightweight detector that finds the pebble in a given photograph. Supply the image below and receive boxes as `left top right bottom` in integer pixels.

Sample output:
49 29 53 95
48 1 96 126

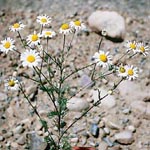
102 137 114 147
88 11 126 41
4 131 13 138
122 108 131 114
80 74 94 88
127 125 136 133
90 123 99 138
114 130 134 144
103 127 110 135
67 97 89 112
0 92 7 101
0 136 4 141
16 135 26 145
105 120 121 130
13 125 24 134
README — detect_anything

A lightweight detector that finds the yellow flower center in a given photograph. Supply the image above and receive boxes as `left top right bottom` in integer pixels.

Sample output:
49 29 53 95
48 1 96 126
41 18 47 23
61 24 69 30
74 21 81 26
13 23 20 28
8 80 15 87
45 31 52 36
31 34 38 41
119 67 126 73
140 46 145 52
130 43 136 50
27 55 36 63
128 69 134 76
4 42 11 49
99 54 107 62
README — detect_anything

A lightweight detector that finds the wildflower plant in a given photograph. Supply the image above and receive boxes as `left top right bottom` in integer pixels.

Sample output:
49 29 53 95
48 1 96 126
0 14 149 150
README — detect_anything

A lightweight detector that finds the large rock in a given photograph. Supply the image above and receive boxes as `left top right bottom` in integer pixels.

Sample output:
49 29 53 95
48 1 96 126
88 11 126 41
67 97 89 112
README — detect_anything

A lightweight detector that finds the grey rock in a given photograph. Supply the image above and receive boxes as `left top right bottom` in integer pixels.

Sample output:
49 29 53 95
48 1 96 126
0 136 4 141
0 92 7 101
16 135 26 145
27 132 47 150
13 125 24 134
90 123 99 137
67 97 89 112
4 131 13 138
102 137 114 147
88 11 125 41
80 74 94 88
114 130 134 144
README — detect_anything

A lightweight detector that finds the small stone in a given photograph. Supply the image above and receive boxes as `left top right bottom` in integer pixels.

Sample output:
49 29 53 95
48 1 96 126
114 130 134 144
4 131 13 138
16 135 26 145
103 127 110 135
106 121 121 130
127 125 136 133
0 136 4 141
0 92 7 101
67 97 89 112
11 142 18 148
90 123 99 138
122 108 131 114
79 74 94 88
13 125 24 134
102 137 114 147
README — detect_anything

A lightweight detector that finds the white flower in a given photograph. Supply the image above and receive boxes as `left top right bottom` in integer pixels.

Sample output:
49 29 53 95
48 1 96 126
36 14 51 26
125 65 138 80
9 22 25 32
125 41 138 53
41 30 56 39
5 77 19 91
20 49 42 68
0 37 16 53
137 42 149 56
117 64 127 77
93 50 112 68
27 31 41 46
70 20 86 31
59 23 72 35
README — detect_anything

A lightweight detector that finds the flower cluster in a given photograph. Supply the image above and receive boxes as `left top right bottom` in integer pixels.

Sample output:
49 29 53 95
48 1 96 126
126 41 149 56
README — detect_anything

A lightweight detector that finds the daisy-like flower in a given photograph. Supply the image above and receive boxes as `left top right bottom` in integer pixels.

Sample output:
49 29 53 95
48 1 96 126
117 64 127 77
36 14 51 26
137 42 149 56
93 50 112 68
70 20 86 31
5 77 19 91
125 65 138 80
125 41 138 53
27 31 41 46
41 30 56 39
20 49 42 68
9 22 25 32
59 23 72 35
0 37 16 54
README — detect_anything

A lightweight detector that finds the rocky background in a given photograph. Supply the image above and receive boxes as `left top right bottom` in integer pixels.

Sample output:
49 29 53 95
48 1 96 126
0 0 150 150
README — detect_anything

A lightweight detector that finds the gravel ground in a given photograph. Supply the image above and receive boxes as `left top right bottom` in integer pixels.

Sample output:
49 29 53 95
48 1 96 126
0 0 150 150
